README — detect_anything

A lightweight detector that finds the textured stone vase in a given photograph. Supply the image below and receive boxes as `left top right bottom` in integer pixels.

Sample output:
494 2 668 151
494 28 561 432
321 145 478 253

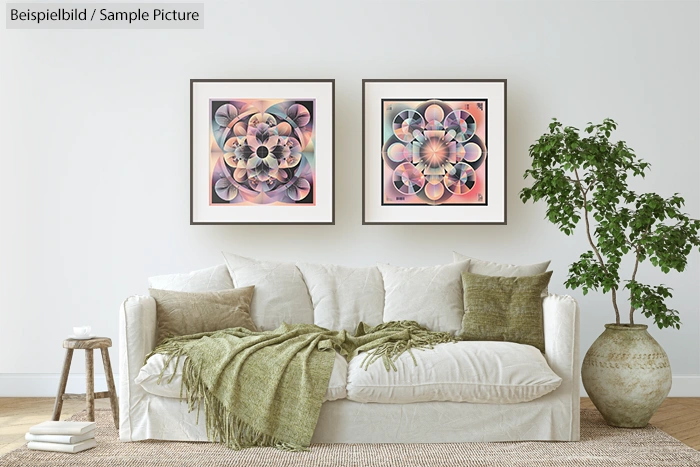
582 324 672 428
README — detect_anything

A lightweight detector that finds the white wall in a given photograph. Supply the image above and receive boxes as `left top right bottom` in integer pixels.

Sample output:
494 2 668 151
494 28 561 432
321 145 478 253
1 0 698 396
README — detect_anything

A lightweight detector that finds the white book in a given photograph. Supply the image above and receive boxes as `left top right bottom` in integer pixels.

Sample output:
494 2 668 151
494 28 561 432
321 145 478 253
27 438 97 453
25 429 96 444
29 421 96 435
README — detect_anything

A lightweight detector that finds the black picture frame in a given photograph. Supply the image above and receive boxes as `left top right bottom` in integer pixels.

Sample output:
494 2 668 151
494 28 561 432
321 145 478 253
362 79 507 225
190 79 335 225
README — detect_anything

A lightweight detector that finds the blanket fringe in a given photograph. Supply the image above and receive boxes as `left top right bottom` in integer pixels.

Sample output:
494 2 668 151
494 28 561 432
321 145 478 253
148 340 308 451
184 358 309 451
359 321 456 371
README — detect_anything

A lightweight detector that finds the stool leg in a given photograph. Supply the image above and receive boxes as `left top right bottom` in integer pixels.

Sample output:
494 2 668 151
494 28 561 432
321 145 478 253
51 349 74 421
100 347 120 429
85 349 95 422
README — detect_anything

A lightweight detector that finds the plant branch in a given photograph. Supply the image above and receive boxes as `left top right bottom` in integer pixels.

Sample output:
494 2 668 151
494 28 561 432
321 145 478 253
573 168 621 323
628 225 651 325
629 247 640 325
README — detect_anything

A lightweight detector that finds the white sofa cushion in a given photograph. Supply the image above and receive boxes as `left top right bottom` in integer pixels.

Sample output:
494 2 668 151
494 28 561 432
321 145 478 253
148 265 234 292
453 253 551 296
346 341 562 404
135 351 348 402
222 253 314 330
297 263 384 332
377 261 470 333
453 252 551 277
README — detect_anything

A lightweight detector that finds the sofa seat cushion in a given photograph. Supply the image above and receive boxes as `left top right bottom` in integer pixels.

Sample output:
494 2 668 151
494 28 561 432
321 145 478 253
135 350 348 402
346 342 562 404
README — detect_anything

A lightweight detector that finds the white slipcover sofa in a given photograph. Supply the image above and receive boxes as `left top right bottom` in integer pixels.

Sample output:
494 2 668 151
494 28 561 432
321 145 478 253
119 261 580 444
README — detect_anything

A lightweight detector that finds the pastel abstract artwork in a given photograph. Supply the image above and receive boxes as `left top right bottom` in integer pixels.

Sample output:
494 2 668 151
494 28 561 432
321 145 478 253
209 99 316 206
381 99 487 206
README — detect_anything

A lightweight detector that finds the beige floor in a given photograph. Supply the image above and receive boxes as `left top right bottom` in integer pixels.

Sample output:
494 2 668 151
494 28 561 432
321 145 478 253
0 397 110 456
1 398 698 455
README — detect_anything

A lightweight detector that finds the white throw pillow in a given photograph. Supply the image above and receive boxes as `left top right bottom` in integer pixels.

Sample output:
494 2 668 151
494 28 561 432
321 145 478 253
222 253 314 330
453 252 551 295
136 351 348 402
148 265 233 292
377 260 470 334
453 252 550 276
346 341 562 404
297 263 384 332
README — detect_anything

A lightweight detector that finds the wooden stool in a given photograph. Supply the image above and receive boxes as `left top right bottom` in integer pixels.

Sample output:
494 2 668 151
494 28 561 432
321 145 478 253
51 337 119 429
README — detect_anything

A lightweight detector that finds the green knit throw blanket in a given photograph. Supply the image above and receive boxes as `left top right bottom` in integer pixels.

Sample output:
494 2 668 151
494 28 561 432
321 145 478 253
148 320 455 451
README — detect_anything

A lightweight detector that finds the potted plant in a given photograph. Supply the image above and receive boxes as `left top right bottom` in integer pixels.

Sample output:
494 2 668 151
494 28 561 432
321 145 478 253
520 118 700 427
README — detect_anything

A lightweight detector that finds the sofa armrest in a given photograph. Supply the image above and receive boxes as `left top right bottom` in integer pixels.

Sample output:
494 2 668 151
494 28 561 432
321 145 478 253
118 295 157 441
543 293 580 439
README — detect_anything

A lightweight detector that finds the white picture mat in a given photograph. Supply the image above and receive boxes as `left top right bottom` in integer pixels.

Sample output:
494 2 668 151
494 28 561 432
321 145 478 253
363 81 506 224
192 81 333 223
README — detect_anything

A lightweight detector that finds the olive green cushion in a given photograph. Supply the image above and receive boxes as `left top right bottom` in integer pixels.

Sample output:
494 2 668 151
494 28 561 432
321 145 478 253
150 286 257 343
459 271 553 352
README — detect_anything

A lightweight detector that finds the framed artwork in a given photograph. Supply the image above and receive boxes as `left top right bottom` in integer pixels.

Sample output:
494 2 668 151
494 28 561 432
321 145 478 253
362 79 507 224
190 79 334 224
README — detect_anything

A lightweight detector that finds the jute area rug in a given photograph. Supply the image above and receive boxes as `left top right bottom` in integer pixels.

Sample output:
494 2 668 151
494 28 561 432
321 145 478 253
2 409 699 467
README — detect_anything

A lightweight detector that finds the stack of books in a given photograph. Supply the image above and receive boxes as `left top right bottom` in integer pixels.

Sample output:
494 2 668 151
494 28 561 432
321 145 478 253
26 421 97 453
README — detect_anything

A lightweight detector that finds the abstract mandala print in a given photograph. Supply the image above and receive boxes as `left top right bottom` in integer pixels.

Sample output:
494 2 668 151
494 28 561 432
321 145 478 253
210 99 315 205
382 99 487 206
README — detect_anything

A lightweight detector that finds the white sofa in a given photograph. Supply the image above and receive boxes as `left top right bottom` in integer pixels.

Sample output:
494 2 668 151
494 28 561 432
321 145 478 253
119 263 580 444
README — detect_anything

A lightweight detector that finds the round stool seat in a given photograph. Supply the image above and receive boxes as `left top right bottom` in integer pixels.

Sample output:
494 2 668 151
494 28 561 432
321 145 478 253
63 337 112 350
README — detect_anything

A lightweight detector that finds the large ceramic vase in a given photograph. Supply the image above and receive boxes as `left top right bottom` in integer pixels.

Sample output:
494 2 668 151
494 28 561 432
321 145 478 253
581 324 671 428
